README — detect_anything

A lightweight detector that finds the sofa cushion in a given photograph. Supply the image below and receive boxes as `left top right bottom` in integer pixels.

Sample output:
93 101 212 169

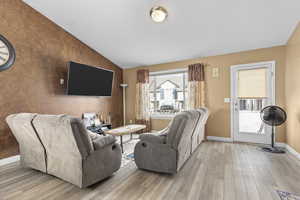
6 113 47 172
70 117 94 155
198 107 209 124
166 112 189 148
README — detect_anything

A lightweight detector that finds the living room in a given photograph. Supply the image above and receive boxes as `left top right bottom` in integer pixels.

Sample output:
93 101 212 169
0 0 300 199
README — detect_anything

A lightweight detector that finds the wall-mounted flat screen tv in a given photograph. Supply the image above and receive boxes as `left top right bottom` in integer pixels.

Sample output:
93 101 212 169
67 61 114 96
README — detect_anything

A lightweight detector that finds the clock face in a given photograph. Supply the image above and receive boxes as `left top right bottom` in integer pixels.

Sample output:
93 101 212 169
0 34 15 71
0 39 10 66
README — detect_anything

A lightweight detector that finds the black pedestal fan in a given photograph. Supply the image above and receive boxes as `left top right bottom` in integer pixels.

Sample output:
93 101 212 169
260 105 287 153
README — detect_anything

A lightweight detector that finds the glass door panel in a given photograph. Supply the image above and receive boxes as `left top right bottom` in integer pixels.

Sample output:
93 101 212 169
238 98 267 134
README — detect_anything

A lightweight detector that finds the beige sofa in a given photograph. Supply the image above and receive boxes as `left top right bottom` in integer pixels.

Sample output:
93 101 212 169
6 113 122 188
134 108 209 174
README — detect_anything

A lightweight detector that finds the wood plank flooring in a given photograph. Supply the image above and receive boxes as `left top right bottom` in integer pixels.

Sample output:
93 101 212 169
1 141 300 200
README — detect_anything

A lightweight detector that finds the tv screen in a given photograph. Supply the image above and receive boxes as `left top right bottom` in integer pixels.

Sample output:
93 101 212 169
67 61 114 96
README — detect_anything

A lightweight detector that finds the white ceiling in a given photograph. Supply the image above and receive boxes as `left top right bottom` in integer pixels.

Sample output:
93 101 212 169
23 0 300 69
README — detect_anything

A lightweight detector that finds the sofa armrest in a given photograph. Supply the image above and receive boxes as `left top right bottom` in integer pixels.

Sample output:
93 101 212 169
87 130 99 141
92 135 116 150
134 141 177 174
83 143 121 187
139 133 166 144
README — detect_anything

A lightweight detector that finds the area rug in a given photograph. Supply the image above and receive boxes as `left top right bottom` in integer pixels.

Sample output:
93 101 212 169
115 134 138 168
277 190 300 200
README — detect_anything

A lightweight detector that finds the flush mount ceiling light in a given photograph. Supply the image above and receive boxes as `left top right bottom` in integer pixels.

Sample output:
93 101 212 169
150 6 168 23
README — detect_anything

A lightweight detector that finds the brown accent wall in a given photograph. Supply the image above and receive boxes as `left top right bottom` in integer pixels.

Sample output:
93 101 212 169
285 22 300 153
0 0 123 159
123 46 286 142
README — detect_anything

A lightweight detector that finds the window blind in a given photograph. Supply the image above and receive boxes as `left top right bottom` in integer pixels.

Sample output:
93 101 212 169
238 68 267 98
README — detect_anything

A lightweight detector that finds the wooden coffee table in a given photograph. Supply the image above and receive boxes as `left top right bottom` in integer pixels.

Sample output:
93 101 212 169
104 124 146 153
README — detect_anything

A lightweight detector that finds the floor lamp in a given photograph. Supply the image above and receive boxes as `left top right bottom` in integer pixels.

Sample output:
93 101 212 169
120 84 128 126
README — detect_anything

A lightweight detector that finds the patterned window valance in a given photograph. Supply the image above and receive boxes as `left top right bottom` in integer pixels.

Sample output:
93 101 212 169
137 69 149 84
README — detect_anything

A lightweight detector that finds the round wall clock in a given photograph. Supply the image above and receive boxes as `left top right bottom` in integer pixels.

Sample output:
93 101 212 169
0 34 16 71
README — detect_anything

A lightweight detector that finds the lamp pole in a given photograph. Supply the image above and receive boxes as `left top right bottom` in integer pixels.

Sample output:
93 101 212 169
120 84 128 126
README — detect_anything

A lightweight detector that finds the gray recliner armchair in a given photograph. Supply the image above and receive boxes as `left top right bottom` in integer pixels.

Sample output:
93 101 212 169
6 113 122 188
134 109 209 174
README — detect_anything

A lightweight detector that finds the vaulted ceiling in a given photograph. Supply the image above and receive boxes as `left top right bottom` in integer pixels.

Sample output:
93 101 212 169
23 0 300 68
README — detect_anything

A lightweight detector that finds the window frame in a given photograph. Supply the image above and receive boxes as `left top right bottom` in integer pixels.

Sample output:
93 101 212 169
149 68 188 119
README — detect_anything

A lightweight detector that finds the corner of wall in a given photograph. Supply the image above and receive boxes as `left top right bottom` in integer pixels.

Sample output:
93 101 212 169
284 22 300 154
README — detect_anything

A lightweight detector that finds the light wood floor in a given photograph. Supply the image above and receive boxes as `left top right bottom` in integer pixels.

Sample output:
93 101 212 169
1 141 300 200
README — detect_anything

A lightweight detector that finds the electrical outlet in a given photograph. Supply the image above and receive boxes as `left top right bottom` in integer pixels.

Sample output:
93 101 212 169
224 98 231 103
212 67 219 78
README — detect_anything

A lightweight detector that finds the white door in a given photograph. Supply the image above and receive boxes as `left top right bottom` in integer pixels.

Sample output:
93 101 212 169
231 61 275 144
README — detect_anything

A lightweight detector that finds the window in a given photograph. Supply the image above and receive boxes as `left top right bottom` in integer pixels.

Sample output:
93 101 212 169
149 70 188 117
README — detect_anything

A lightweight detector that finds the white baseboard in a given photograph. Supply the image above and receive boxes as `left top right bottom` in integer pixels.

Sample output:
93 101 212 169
285 144 300 160
276 143 300 160
206 136 233 143
276 142 286 148
206 138 300 161
0 155 20 167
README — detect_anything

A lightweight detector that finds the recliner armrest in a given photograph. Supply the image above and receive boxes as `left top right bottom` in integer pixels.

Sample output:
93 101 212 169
92 135 116 150
139 133 166 144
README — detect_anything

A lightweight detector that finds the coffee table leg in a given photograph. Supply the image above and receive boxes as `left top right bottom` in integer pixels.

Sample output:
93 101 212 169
120 135 124 153
130 133 133 140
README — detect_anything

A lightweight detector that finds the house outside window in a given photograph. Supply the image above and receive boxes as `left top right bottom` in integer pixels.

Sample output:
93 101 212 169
149 69 188 118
